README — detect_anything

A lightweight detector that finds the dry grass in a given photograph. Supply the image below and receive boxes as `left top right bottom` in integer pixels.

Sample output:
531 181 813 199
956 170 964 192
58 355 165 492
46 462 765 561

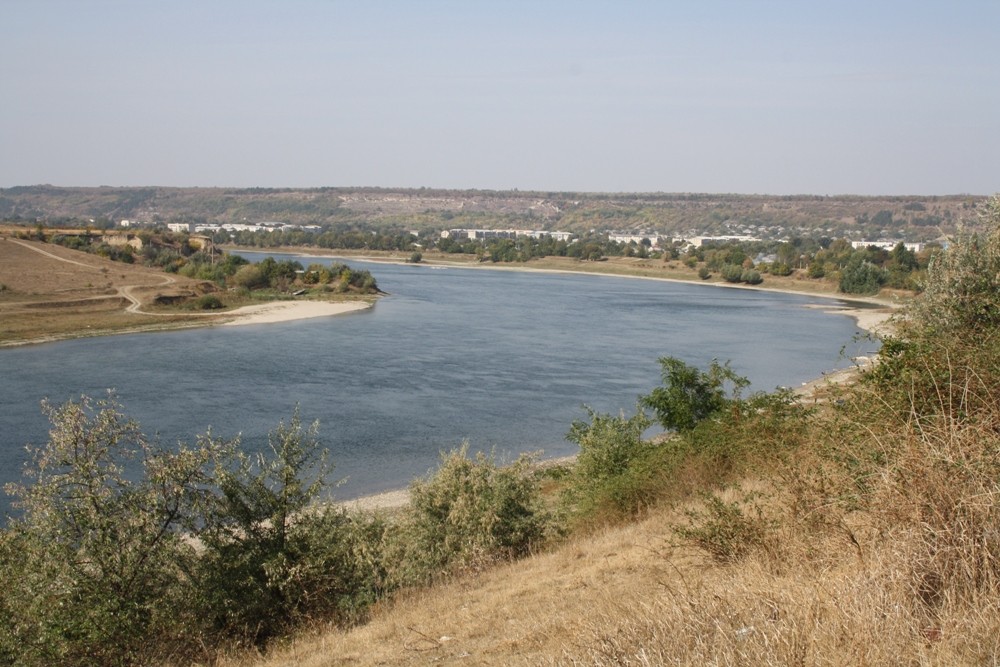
235 475 1000 667
231 496 997 667
0 236 224 344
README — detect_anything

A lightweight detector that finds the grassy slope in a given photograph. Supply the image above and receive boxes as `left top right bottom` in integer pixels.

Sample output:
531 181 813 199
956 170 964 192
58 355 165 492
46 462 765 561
236 235 1000 665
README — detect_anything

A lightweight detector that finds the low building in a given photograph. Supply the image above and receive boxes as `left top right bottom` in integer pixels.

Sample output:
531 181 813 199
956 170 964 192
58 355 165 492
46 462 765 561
441 228 574 242
850 240 923 252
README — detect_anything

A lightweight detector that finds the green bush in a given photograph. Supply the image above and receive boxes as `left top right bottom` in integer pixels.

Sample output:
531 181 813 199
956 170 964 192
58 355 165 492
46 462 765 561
0 399 394 662
908 195 1000 332
839 256 887 294
195 412 373 646
720 263 744 283
1 394 228 666
387 445 548 586
230 264 268 290
564 408 660 520
697 267 711 280
639 357 749 433
675 491 771 563
194 294 224 310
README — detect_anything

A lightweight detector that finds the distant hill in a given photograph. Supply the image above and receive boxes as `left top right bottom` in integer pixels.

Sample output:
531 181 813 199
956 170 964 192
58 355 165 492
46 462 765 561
0 185 990 242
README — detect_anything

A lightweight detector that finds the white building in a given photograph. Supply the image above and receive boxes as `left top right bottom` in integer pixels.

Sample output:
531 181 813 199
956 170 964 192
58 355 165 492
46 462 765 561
441 229 574 242
850 240 923 252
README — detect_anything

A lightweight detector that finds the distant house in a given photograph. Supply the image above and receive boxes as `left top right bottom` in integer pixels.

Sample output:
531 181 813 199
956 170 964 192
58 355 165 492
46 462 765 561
850 240 923 252
440 228 574 242
689 235 759 247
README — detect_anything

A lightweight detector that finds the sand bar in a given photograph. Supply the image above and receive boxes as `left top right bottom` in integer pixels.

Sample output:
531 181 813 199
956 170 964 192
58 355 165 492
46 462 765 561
221 300 371 326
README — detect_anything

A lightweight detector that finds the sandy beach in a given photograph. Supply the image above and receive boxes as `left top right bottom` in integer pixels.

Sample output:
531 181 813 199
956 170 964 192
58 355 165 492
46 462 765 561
220 300 372 326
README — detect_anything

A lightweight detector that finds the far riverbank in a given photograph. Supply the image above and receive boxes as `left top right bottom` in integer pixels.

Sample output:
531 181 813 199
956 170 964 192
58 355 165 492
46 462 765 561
228 245 901 334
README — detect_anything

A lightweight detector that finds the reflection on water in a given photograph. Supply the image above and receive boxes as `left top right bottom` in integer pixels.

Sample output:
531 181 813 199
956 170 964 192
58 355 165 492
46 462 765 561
0 256 878 517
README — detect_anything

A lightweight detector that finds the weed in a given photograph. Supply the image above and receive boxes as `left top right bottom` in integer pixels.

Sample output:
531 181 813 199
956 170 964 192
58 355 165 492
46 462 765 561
675 491 771 563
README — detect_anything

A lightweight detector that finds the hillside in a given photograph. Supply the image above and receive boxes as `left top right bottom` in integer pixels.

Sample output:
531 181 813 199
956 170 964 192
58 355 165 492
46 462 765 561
234 202 1000 666
0 236 222 344
0 185 989 242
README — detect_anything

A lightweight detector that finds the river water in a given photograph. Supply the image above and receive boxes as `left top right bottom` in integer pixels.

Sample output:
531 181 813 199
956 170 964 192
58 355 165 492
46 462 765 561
0 255 878 518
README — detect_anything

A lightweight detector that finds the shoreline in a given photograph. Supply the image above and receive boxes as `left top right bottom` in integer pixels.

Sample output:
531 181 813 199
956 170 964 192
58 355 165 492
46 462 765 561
230 246 900 334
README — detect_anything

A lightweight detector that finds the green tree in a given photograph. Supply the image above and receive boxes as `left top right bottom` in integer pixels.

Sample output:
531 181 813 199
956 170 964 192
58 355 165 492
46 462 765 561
909 195 1000 331
195 411 385 646
230 264 268 290
639 357 749 433
839 255 887 294
720 263 744 283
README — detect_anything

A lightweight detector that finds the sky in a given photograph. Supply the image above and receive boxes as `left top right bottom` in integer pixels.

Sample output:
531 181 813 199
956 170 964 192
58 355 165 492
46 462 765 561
3 0 999 195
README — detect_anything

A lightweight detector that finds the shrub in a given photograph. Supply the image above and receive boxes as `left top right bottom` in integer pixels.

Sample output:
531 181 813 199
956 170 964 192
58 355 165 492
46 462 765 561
839 256 887 294
697 267 711 280
674 491 771 563
720 263 744 283
196 412 348 646
0 399 394 661
387 445 548 586
564 408 658 520
194 294 223 310
908 195 1000 332
740 268 763 284
230 264 268 290
639 357 749 433
1 394 228 666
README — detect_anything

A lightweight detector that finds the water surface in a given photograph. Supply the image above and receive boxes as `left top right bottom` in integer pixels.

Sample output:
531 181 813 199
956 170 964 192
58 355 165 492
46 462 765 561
0 256 877 517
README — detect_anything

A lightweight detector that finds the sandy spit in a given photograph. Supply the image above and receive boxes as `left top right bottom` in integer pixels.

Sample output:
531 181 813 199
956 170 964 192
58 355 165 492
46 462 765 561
220 300 371 326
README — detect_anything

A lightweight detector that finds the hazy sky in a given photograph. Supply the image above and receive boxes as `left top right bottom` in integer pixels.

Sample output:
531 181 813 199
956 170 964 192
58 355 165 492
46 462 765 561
3 1 999 195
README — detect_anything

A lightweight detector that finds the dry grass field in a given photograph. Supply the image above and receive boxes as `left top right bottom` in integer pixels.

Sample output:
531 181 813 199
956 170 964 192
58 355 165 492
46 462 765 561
234 483 996 667
0 236 221 345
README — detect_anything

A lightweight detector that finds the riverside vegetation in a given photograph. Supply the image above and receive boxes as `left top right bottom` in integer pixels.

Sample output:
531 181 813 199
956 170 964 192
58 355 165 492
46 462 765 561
2 196 1000 665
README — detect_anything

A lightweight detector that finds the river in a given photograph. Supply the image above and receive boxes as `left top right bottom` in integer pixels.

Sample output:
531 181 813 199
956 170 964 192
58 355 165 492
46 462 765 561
0 255 879 518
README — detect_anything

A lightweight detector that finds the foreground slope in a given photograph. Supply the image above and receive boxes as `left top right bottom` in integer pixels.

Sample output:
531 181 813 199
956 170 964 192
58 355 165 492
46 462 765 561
242 201 1000 666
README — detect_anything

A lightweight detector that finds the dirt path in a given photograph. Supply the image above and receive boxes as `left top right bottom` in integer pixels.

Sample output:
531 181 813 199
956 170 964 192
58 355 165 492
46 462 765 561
8 237 105 269
7 237 211 318
120 275 181 315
